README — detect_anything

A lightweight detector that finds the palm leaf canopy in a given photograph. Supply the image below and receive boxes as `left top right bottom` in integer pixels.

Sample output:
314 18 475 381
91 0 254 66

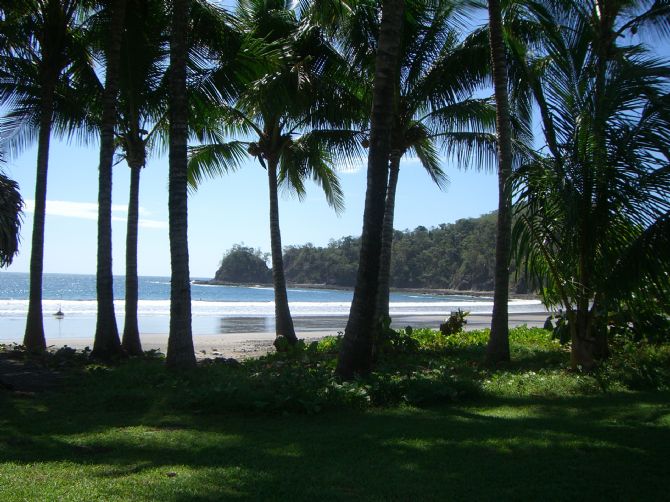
0 167 22 267
187 0 362 210
327 0 497 184
0 0 98 154
511 0 670 312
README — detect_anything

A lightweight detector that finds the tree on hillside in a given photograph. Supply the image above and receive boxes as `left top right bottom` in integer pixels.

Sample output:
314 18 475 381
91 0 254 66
512 0 670 369
215 245 271 283
335 0 405 379
0 0 94 352
188 0 362 348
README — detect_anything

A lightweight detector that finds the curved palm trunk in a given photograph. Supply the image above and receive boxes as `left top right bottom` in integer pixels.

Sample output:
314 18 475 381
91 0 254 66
375 152 401 320
485 0 512 365
166 0 196 369
267 158 297 346
23 82 55 353
92 0 127 360
122 162 143 355
336 0 404 380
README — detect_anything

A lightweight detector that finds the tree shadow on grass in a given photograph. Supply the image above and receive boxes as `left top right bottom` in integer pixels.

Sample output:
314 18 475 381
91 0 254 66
1 389 669 501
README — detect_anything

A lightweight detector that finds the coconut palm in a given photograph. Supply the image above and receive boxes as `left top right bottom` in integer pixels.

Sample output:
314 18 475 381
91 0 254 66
165 0 197 369
335 0 406 379
188 0 361 348
511 0 670 369
111 0 170 356
90 0 127 360
0 0 94 352
337 0 496 319
484 0 515 364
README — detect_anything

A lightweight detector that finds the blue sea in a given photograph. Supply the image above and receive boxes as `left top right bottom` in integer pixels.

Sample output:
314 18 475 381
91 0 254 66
0 272 544 341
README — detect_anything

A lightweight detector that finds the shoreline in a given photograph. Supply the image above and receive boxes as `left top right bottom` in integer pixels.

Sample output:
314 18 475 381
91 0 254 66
0 312 551 360
193 279 539 300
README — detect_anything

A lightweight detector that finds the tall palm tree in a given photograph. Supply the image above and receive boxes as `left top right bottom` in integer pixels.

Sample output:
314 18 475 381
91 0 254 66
335 0 405 379
166 0 196 369
336 0 496 319
115 0 170 356
116 0 239 355
188 0 359 348
91 0 127 360
512 0 670 369
0 0 93 352
484 0 515 364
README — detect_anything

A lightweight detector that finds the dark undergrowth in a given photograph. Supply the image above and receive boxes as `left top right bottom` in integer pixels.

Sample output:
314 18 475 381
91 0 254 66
1 327 669 500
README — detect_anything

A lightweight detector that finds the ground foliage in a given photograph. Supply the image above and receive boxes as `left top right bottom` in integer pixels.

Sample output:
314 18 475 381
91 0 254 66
4 326 667 416
2 328 670 500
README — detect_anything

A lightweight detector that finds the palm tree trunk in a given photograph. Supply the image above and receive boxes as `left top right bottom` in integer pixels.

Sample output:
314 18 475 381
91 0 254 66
336 0 404 380
375 151 401 320
485 0 512 365
122 162 143 355
166 0 196 369
92 0 127 360
23 80 55 353
267 157 297 346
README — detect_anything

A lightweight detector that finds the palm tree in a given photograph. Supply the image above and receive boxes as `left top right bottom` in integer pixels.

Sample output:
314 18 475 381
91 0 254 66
511 0 670 369
335 0 405 379
0 0 93 352
188 0 359 348
115 0 170 356
484 0 515 364
117 0 239 355
337 0 496 319
166 0 196 369
91 0 127 360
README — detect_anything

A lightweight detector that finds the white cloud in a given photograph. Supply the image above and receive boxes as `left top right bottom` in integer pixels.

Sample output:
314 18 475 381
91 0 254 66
24 199 167 229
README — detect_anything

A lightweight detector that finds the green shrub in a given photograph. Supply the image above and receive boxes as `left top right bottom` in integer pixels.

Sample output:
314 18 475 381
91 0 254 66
597 341 670 392
439 309 469 336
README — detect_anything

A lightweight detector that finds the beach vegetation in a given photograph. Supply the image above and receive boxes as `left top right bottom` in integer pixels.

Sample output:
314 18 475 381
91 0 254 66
91 0 127 361
327 0 496 321
3 325 670 498
510 0 670 370
335 0 407 379
484 0 515 365
0 0 95 353
0 171 23 267
114 0 171 357
165 0 196 369
187 0 362 349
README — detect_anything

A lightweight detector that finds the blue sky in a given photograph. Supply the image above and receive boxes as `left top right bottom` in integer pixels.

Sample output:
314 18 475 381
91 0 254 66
1 139 500 278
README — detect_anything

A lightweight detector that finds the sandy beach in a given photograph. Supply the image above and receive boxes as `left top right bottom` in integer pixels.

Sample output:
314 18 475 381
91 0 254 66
1 311 551 359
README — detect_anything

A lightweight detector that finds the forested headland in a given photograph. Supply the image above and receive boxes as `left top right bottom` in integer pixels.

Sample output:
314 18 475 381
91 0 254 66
206 212 530 293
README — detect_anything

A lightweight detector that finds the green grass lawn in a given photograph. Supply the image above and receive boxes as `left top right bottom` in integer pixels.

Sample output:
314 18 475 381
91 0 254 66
1 328 669 501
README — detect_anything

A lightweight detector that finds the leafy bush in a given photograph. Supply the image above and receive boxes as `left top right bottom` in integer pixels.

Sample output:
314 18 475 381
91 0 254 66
375 317 420 356
596 341 670 392
439 309 469 336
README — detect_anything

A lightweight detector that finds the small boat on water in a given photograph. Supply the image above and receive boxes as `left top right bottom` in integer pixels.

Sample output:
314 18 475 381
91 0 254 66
53 308 65 319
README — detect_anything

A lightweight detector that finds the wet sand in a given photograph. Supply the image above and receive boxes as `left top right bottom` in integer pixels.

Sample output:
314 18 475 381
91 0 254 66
1 311 550 360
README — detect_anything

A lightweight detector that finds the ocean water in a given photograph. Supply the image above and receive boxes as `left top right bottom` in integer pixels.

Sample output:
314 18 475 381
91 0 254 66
0 272 544 340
